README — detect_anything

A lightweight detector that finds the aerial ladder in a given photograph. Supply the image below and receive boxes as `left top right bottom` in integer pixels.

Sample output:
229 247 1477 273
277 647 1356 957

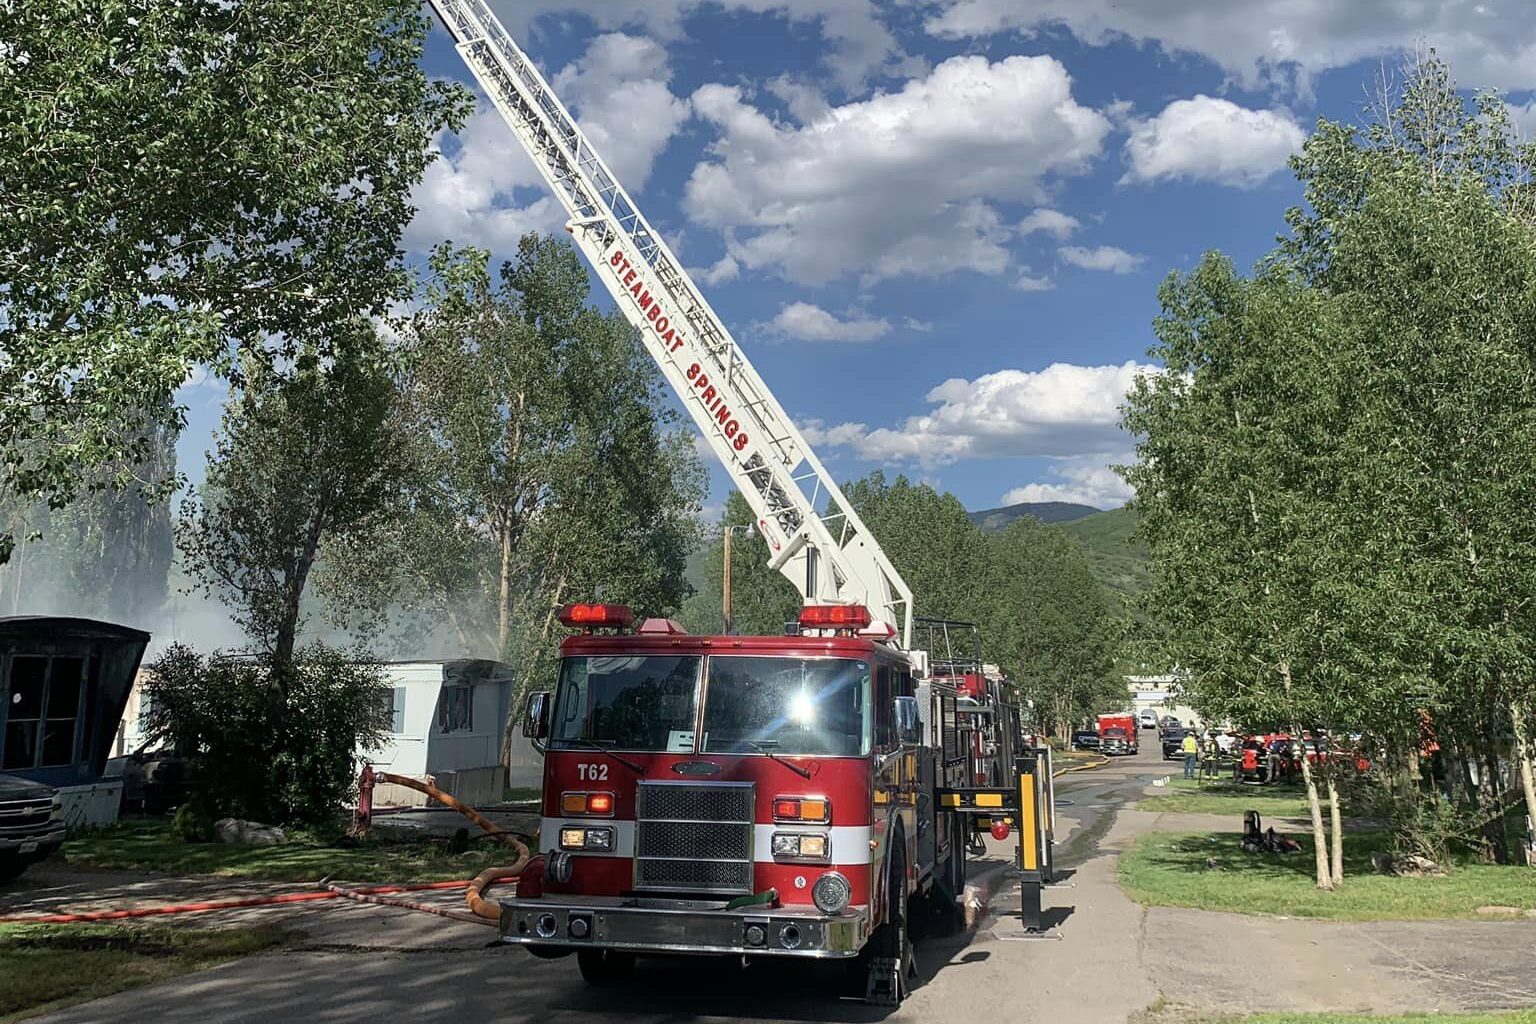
424 0 914 646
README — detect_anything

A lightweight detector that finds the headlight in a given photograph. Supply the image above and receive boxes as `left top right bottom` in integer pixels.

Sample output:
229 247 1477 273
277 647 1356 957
812 871 851 914
558 826 615 852
771 832 829 861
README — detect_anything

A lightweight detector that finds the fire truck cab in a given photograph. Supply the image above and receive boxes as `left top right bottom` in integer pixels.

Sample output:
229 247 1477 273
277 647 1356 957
508 603 971 1002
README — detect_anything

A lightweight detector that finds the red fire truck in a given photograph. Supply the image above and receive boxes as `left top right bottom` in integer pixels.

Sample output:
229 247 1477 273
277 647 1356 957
421 0 1046 1002
1097 713 1139 756
513 602 975 1003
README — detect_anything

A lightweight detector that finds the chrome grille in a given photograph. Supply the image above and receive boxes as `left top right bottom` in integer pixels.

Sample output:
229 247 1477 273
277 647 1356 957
0 798 57 838
634 781 753 895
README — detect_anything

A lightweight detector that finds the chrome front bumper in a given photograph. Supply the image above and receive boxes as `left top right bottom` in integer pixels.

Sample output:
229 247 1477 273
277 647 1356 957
500 895 867 958
0 823 65 854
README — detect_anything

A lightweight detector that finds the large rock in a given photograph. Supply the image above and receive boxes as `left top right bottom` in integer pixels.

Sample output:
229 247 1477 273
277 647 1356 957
215 818 287 846
1475 905 1523 918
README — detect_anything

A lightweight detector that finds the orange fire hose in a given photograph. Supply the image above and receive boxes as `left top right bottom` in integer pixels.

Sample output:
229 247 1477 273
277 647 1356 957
0 880 470 925
366 770 531 922
370 772 527 853
465 866 524 922
323 880 492 926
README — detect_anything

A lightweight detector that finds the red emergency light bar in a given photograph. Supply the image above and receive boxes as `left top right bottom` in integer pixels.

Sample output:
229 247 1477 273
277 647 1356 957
559 603 635 629
798 604 872 630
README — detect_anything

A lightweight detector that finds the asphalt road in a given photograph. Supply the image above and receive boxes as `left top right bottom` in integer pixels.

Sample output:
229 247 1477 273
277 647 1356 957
34 739 1172 1024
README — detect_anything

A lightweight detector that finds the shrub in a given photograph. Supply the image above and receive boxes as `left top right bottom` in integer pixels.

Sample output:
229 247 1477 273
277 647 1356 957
144 643 389 827
170 803 216 844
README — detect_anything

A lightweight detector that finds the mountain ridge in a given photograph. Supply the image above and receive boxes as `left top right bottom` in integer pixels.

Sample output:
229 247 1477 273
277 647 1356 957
966 500 1101 531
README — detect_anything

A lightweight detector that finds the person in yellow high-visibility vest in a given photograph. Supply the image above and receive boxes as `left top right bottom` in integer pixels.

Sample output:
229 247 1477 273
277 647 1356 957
1181 730 1199 780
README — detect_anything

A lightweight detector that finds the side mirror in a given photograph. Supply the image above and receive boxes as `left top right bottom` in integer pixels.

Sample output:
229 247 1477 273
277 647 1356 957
521 691 551 740
893 696 921 746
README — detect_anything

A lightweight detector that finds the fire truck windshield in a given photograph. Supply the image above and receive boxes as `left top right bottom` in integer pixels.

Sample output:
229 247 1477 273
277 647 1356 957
701 657 870 757
551 655 702 752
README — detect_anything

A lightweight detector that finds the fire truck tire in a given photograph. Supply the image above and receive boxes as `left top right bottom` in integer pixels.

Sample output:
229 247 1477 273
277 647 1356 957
856 840 911 1005
577 948 636 985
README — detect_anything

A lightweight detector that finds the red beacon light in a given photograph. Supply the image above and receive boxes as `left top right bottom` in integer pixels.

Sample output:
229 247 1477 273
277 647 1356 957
559 603 635 631
798 604 873 632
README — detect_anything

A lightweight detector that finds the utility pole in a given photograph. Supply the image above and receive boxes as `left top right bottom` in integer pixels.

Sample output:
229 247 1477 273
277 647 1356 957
722 523 753 635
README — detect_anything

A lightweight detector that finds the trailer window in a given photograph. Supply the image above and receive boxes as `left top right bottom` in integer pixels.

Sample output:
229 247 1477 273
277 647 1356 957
701 657 870 757
551 656 701 752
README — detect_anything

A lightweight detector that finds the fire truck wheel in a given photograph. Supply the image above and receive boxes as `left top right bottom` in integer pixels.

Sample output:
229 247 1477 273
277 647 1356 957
856 841 911 1004
576 948 636 985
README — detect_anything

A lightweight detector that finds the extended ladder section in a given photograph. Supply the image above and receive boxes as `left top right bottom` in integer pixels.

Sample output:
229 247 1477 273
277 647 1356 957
426 0 914 644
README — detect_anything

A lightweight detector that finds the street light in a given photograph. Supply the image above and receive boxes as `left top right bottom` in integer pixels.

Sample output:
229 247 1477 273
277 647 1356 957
722 522 755 635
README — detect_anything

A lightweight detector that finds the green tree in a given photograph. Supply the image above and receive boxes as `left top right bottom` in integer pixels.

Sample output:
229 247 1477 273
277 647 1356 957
1123 256 1376 888
677 492 802 637
1278 54 1536 866
322 237 705 692
983 517 1123 737
842 472 991 625
0 0 468 561
178 350 405 684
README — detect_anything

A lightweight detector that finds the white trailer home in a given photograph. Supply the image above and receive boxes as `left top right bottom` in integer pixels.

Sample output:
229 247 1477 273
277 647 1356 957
366 659 517 807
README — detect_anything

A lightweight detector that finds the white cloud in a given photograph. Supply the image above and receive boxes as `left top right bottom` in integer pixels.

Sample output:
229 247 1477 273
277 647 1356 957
1000 455 1134 510
692 254 741 286
1015 270 1055 292
767 76 833 125
801 360 1155 467
406 107 562 254
1124 96 1305 187
1060 245 1144 274
1508 99 1536 138
1018 208 1081 238
684 54 1110 285
551 34 691 189
904 317 935 333
407 34 688 254
488 0 902 88
770 302 891 342
922 0 1536 94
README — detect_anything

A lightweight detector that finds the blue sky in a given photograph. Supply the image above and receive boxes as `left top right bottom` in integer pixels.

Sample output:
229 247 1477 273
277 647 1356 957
177 0 1536 514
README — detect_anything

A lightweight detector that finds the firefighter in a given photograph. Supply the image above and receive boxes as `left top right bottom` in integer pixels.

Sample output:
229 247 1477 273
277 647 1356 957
1181 730 1199 780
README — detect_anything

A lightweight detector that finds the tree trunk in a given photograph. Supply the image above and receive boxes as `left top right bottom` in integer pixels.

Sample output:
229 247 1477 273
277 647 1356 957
497 522 512 658
1511 702 1536 867
1298 750 1334 890
1478 719 1510 865
1326 771 1344 884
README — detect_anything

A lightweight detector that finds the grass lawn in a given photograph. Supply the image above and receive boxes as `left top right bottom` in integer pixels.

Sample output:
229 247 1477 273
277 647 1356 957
1137 777 1320 818
1120 830 1536 921
0 924 288 1022
63 818 519 883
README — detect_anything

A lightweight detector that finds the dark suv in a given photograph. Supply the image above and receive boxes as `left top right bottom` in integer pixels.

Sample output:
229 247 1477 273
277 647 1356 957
1161 727 1190 760
0 773 64 882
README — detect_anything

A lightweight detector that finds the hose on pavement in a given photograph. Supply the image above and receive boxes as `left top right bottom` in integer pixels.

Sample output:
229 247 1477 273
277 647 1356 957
360 769 531 923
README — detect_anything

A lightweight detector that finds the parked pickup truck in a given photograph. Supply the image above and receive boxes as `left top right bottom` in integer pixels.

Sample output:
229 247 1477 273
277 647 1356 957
0 773 64 882
1071 730 1101 751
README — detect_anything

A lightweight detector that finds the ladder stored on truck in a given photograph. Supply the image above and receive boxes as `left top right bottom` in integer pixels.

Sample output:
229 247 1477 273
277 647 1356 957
425 0 914 645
